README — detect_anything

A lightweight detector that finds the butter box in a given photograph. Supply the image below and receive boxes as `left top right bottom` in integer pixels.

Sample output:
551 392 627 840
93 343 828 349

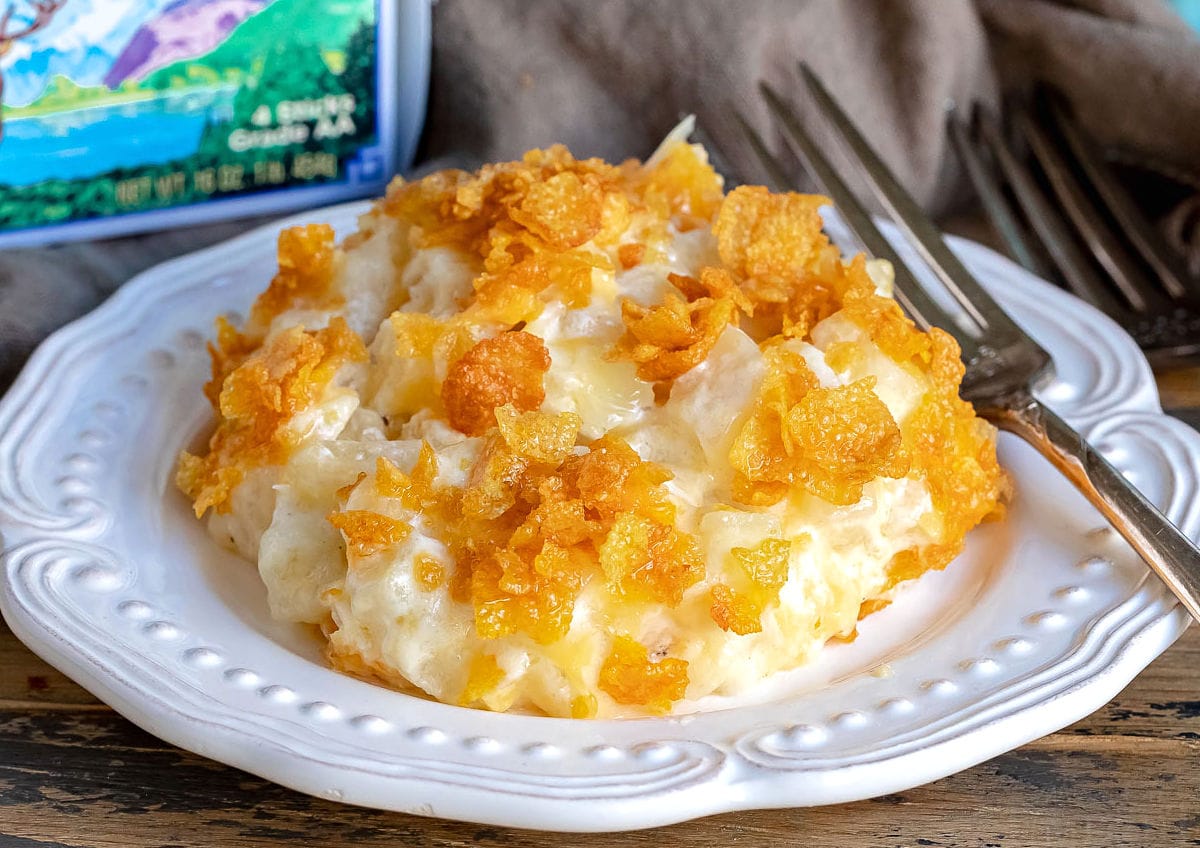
0 0 430 247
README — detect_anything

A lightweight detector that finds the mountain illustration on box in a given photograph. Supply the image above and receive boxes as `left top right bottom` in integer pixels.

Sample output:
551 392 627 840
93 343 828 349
104 0 269 88
0 0 377 223
1 0 370 118
1 0 274 108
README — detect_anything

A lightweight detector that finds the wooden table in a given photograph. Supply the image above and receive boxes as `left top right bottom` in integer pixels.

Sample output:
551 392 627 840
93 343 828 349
3 368 1199 848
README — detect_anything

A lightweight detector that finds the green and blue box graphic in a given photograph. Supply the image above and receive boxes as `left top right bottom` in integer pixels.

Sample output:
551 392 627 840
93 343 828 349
0 0 429 247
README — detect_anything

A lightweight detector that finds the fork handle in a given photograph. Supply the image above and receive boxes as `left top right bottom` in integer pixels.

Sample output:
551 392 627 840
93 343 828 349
990 393 1200 624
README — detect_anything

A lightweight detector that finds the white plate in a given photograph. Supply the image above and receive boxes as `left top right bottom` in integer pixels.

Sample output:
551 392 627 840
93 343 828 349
2 202 1197 832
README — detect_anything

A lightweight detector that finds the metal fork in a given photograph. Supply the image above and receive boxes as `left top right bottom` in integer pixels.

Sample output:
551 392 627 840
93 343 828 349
949 94 1200 366
734 64 1200 623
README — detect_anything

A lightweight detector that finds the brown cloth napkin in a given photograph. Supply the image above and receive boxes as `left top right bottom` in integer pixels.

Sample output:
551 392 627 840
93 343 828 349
1 0 1198 392
422 0 1200 214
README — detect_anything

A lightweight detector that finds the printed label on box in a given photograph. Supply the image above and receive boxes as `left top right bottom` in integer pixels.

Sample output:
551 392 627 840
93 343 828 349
0 0 383 238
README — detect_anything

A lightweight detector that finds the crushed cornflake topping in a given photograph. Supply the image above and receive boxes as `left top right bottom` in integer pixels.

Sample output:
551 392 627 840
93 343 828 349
177 317 366 516
598 635 690 714
179 128 1006 717
327 510 412 559
611 269 746 383
250 224 341 332
442 331 551 437
709 537 794 635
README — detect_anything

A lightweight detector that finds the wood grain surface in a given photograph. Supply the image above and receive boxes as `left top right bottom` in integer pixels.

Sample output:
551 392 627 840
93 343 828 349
1 372 1197 848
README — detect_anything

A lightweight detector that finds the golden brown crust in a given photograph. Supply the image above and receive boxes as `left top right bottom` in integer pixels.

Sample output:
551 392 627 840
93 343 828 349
327 510 412 559
441 331 551 437
180 136 1006 716
598 636 689 714
177 318 366 516
249 224 340 333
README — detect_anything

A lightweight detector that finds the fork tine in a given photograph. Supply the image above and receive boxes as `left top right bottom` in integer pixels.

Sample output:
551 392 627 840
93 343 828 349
730 112 793 193
947 110 1057 282
1045 93 1199 300
796 64 1031 347
752 83 973 343
1013 104 1161 313
687 119 745 189
973 108 1125 317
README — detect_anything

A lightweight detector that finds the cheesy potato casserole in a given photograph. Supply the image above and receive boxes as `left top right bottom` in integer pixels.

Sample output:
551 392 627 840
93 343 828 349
178 124 1007 718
